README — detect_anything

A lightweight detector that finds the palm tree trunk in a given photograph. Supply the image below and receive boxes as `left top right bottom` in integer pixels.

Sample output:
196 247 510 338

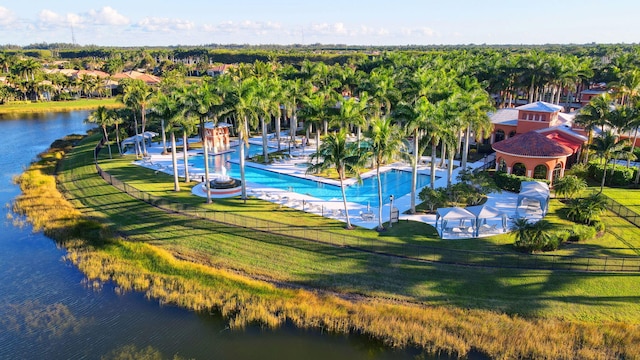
339 177 352 229
410 130 419 214
115 123 122 156
140 107 148 156
628 127 638 168
160 119 168 155
430 139 437 189
462 127 471 170
261 116 269 163
171 132 180 192
447 148 455 187
133 113 141 159
376 162 384 231
239 125 247 203
276 114 282 152
600 160 608 193
102 125 112 159
203 137 212 204
182 131 190 183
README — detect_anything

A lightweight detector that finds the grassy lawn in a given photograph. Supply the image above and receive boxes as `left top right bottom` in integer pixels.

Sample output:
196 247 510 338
602 187 640 216
52 134 640 325
0 98 122 115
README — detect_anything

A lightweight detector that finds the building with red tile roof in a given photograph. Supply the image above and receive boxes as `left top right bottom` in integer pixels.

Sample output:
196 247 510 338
490 101 587 183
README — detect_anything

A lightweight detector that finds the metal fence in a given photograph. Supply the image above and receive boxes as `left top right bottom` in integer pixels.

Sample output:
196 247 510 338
603 196 640 228
92 144 640 273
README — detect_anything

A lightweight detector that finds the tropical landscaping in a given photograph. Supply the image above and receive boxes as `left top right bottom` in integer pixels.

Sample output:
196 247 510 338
6 45 640 359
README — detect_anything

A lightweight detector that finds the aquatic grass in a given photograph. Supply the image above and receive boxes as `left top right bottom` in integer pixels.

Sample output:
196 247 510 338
12 134 640 359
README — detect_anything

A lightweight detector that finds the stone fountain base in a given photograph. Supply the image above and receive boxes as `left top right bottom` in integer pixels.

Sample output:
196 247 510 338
199 177 242 198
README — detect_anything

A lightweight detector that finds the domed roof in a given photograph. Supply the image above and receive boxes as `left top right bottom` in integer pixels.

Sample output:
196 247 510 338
492 131 573 157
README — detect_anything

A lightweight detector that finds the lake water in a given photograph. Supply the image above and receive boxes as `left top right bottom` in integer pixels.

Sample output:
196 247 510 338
0 111 432 359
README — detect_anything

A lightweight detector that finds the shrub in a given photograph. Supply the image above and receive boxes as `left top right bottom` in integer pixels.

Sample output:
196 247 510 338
553 175 587 200
587 162 634 186
418 187 447 212
566 163 589 179
494 172 549 192
569 224 597 242
566 193 607 224
591 220 606 234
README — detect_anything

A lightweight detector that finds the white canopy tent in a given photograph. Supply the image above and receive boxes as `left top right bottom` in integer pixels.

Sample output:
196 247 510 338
435 207 476 237
121 131 158 153
466 204 508 236
516 181 550 216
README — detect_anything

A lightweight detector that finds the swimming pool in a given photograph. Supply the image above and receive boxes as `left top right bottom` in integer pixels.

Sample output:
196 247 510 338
190 145 430 207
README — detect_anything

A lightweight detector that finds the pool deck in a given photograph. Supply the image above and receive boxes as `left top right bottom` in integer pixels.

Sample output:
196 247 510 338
133 136 542 235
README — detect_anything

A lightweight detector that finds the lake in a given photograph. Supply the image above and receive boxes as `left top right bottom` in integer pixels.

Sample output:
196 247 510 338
0 111 432 360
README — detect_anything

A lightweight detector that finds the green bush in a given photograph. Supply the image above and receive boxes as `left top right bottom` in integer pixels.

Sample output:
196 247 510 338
494 172 549 192
588 163 635 186
591 220 606 234
569 224 597 242
566 163 589 179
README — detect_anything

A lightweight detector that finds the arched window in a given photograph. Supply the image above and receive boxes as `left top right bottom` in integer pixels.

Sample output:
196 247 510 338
495 129 505 142
512 163 526 176
498 158 507 172
533 164 547 179
508 130 517 138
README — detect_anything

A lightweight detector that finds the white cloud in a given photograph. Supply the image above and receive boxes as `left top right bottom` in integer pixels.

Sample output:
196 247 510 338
0 6 16 27
137 17 195 32
38 9 83 28
399 26 437 38
87 6 129 26
203 20 282 36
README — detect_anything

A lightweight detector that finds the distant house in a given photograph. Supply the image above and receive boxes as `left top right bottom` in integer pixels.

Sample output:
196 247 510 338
112 71 161 85
490 101 587 183
206 64 234 77
579 88 607 106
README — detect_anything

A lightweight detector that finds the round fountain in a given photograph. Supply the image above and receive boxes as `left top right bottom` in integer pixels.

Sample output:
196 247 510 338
201 166 242 198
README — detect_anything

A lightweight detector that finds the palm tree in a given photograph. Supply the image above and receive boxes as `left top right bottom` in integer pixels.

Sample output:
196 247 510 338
254 77 280 163
456 76 494 170
229 76 259 202
575 93 614 164
86 106 113 159
110 109 124 156
591 130 628 193
553 175 587 200
366 116 405 230
307 129 362 229
151 91 182 191
121 79 154 156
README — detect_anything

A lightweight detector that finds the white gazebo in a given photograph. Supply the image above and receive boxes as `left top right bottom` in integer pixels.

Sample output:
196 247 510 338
466 204 508 236
516 181 550 216
435 207 476 238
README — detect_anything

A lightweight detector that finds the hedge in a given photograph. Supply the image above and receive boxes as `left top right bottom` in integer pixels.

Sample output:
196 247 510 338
494 172 550 192
588 162 636 186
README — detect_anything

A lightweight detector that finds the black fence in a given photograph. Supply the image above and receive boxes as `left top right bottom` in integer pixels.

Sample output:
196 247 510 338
603 196 640 228
92 143 640 273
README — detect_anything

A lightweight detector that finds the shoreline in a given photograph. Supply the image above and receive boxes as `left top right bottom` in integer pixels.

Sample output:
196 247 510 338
11 133 640 360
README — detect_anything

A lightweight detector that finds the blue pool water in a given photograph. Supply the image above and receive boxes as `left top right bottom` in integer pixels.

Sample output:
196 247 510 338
191 144 430 207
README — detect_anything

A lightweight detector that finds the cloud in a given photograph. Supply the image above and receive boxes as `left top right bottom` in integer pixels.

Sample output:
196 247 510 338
37 9 83 28
136 17 195 32
400 26 438 38
87 6 129 26
0 6 16 27
203 20 282 36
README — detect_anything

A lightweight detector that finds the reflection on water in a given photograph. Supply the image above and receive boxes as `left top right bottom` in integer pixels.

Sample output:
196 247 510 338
0 111 434 360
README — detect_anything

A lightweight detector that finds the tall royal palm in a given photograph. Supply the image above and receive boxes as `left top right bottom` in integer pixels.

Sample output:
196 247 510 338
151 91 182 191
307 129 362 229
86 106 114 159
230 76 259 202
254 77 280 163
591 130 627 193
456 76 494 170
366 116 405 230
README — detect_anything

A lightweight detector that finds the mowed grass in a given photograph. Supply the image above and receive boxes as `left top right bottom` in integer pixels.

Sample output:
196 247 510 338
13 133 640 359
0 98 122 115
55 135 640 322
602 186 640 216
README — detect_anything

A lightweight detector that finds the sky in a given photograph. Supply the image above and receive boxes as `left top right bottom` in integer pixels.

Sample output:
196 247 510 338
0 0 639 47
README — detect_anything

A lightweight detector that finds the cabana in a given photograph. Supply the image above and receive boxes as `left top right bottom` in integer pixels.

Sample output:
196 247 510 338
466 204 508 236
516 181 550 216
435 207 476 238
121 131 158 153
